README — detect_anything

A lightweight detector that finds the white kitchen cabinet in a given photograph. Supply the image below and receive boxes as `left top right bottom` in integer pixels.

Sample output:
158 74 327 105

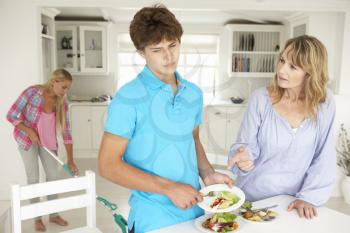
70 105 108 156
225 24 284 78
226 106 246 151
56 22 108 74
91 106 107 149
71 105 92 150
206 106 227 155
201 105 246 158
56 26 78 73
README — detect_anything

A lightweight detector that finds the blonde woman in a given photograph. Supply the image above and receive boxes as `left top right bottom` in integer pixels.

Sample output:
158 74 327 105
7 68 79 231
228 35 336 219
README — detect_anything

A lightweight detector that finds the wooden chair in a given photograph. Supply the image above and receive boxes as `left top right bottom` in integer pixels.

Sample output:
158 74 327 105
11 170 102 233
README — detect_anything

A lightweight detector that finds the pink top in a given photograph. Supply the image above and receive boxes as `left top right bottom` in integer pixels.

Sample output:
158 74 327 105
7 86 73 151
37 112 57 150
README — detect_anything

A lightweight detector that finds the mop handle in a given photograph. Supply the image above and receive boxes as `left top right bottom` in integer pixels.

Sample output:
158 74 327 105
42 146 76 177
42 146 64 165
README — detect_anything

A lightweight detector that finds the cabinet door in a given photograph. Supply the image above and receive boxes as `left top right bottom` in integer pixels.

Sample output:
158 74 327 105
91 106 107 150
206 107 227 154
71 106 92 150
79 26 107 73
56 26 78 73
199 107 210 152
226 107 246 152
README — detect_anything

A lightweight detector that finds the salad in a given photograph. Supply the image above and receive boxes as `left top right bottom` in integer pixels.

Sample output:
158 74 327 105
198 185 245 213
239 201 278 222
202 213 239 232
209 191 240 210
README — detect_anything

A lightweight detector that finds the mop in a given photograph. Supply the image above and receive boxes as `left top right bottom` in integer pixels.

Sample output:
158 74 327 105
42 146 128 233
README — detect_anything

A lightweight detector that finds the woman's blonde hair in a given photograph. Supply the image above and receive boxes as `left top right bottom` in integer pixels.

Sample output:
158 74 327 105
269 35 329 119
41 69 72 132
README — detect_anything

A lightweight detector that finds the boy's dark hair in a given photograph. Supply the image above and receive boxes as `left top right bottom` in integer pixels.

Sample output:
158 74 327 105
129 4 183 50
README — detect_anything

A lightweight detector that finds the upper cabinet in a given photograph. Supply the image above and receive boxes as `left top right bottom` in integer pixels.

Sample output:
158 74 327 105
225 24 284 78
40 8 60 82
56 22 108 74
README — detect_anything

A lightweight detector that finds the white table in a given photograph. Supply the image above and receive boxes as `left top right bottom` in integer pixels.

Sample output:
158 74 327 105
149 195 350 233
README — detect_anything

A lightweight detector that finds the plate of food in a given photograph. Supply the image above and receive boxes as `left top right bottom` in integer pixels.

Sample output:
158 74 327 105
239 201 278 222
197 184 245 213
195 212 243 233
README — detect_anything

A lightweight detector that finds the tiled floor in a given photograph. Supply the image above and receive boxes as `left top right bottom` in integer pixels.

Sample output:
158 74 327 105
8 158 350 232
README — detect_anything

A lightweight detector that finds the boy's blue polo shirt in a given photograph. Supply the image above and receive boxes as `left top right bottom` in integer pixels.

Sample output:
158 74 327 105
105 66 204 233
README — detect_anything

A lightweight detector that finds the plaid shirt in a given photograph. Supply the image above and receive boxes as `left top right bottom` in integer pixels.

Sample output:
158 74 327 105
7 85 73 150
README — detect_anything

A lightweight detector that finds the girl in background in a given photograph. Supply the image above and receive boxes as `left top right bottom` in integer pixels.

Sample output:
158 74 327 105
7 68 79 231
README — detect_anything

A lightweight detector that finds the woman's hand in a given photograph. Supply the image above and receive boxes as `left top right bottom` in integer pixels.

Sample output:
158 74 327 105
67 160 79 176
287 199 317 219
27 128 41 146
202 171 234 187
164 182 203 210
227 146 254 172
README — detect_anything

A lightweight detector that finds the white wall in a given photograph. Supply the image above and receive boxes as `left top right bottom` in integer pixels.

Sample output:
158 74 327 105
68 74 115 98
307 12 345 90
339 11 350 96
333 95 350 196
328 11 350 196
0 0 40 199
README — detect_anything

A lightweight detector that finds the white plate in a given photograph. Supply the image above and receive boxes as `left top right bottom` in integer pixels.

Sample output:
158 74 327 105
194 214 244 233
197 184 245 213
239 209 278 223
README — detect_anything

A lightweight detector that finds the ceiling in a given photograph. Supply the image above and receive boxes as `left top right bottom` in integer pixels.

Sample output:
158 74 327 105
55 7 296 24
51 0 350 25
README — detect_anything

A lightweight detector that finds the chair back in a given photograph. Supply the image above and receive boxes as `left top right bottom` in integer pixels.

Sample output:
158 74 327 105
11 171 97 233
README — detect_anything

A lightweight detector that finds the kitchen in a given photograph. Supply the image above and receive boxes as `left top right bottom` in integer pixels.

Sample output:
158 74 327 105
1 0 350 232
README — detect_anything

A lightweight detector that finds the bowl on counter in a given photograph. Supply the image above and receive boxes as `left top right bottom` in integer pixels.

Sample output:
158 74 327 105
230 97 245 104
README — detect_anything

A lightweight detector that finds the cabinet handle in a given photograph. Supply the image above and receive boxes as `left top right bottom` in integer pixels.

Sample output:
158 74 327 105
214 112 221 115
87 119 91 122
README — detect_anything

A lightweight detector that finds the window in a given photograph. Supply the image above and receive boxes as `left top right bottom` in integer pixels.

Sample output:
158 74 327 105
116 34 218 103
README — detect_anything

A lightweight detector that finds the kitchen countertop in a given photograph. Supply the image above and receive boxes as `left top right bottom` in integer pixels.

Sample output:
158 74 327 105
68 99 246 107
69 100 111 106
149 195 350 233
206 99 247 107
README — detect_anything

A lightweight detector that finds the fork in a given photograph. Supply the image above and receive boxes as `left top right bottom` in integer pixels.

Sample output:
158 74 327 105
251 204 278 213
200 191 218 197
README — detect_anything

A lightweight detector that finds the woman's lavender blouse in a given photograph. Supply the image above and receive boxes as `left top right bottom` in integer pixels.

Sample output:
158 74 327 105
229 87 336 206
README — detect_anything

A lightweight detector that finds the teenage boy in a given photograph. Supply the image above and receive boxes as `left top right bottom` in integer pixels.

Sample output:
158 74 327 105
98 4 233 233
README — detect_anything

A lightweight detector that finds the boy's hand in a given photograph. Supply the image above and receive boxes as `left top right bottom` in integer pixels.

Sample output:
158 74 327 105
227 146 254 172
164 182 203 210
